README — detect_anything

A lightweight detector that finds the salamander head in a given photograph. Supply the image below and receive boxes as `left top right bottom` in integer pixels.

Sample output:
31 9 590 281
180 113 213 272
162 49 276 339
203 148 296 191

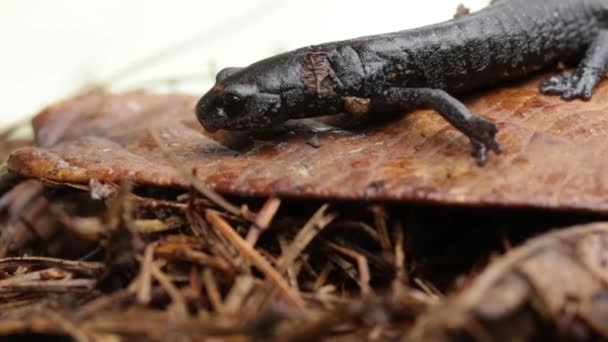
195 66 286 132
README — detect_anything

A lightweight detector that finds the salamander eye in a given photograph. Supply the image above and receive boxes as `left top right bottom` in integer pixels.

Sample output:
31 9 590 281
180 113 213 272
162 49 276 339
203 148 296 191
222 92 245 116
224 94 241 105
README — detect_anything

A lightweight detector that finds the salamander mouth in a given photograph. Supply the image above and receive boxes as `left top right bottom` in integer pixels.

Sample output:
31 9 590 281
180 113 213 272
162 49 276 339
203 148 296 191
199 112 273 132
200 119 221 133
197 101 286 132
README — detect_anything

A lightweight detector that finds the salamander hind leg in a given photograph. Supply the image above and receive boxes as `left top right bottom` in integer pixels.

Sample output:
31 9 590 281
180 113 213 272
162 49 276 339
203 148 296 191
378 88 501 165
541 30 608 101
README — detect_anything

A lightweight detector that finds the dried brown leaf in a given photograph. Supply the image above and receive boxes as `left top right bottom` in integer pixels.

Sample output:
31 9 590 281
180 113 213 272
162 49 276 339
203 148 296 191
409 222 608 341
7 77 608 211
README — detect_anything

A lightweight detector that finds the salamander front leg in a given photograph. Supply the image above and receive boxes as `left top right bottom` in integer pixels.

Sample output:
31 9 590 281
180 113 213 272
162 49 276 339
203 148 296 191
377 88 501 165
541 30 608 101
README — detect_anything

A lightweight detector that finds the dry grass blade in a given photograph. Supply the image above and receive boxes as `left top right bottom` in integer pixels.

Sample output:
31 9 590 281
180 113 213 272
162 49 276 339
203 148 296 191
136 242 156 305
0 256 104 277
154 239 232 272
370 205 391 251
0 279 96 293
330 254 360 286
205 209 306 308
180 249 233 273
187 209 240 267
246 197 281 246
393 222 407 285
132 217 184 234
148 127 247 219
278 235 304 291
254 197 281 229
149 260 188 316
202 268 223 312
326 241 372 296
189 264 201 301
0 268 71 286
414 278 442 299
222 276 255 314
313 262 333 292
276 204 336 272
0 268 73 293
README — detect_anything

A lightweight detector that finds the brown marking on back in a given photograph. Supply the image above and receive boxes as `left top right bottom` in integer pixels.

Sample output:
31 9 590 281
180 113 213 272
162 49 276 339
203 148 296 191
343 96 371 115
454 4 471 18
301 52 337 97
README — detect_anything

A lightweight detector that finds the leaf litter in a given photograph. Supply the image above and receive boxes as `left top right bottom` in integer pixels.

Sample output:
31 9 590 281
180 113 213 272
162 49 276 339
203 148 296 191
1 76 608 340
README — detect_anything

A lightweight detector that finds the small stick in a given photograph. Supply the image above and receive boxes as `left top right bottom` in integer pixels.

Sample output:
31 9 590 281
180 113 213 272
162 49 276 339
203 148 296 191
222 276 255 314
205 210 305 308
278 235 302 291
202 268 223 312
149 261 188 315
313 262 333 292
136 242 156 305
0 268 74 290
246 197 281 246
326 241 372 295
0 279 96 293
180 249 233 273
330 254 360 285
414 278 442 299
393 222 408 284
370 206 392 251
276 204 336 272
0 256 104 277
189 265 201 301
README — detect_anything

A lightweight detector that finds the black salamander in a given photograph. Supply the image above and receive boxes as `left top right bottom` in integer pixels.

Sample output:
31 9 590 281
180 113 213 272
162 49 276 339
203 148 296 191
196 0 608 165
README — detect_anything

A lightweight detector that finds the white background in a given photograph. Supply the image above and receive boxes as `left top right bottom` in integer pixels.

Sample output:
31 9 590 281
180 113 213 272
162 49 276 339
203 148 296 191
0 0 490 129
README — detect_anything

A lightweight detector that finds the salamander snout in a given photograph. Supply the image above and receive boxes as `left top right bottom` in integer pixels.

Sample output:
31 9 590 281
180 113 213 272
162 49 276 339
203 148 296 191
196 80 285 132
195 88 226 132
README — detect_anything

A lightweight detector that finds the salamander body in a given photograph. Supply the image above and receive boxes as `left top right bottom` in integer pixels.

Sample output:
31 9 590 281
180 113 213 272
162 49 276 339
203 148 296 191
196 0 608 164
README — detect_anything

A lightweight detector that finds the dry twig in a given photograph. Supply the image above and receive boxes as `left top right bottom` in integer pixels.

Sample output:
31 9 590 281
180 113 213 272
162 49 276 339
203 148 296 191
246 197 281 246
326 241 372 296
276 204 336 272
205 209 305 308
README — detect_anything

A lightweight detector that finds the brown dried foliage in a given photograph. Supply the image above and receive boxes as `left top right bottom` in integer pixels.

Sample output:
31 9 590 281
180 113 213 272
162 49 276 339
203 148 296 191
8 75 608 212
2 76 608 341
